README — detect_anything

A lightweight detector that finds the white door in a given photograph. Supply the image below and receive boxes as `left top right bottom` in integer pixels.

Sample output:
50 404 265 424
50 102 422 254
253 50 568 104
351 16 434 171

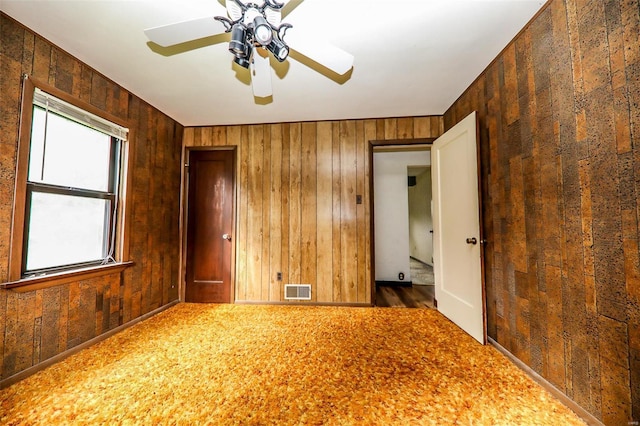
432 111 485 344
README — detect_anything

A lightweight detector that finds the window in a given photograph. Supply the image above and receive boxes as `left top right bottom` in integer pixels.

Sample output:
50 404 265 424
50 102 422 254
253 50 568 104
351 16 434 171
9 80 130 281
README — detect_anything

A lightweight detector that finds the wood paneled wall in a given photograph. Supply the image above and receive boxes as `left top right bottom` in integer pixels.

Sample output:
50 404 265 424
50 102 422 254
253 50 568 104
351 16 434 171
444 0 639 424
183 117 443 304
0 14 183 381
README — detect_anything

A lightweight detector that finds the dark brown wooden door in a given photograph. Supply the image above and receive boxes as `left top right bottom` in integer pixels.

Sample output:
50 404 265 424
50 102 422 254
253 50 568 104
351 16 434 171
185 149 235 303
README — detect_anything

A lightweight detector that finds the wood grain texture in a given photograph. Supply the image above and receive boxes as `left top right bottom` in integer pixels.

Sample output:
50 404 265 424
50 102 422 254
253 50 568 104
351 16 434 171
183 116 443 304
444 1 640 424
0 14 182 381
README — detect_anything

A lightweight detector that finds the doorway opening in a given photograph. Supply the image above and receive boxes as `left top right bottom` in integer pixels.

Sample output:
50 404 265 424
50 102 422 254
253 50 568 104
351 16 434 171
369 112 485 343
370 141 434 308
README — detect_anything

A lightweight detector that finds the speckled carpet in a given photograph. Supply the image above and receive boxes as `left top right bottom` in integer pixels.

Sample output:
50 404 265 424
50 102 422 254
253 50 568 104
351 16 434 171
0 304 584 425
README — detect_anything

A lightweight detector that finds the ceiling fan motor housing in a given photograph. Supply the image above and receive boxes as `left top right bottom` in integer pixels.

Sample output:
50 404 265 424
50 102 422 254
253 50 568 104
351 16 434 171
223 1 290 68
242 6 263 26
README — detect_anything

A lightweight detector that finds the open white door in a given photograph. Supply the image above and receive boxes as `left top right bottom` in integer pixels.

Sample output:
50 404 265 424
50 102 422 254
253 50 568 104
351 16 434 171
432 111 485 344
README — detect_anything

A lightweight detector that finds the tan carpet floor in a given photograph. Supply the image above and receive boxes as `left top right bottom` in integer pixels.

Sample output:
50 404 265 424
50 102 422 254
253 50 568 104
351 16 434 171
1 304 585 425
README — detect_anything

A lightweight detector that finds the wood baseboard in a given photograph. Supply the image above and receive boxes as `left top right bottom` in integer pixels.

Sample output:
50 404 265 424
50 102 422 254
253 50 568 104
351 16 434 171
375 280 412 287
488 337 604 426
0 300 180 389
234 300 372 307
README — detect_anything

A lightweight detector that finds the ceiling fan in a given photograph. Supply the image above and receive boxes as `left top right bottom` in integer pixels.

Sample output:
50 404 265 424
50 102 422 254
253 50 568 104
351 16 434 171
144 0 355 98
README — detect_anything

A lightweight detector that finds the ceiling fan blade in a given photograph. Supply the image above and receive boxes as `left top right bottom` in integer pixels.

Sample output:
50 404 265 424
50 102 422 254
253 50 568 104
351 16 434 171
144 16 227 47
286 33 354 75
250 47 273 98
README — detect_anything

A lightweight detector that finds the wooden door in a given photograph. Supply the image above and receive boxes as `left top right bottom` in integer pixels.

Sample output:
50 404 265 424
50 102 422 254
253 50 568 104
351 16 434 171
185 149 235 303
432 111 485 344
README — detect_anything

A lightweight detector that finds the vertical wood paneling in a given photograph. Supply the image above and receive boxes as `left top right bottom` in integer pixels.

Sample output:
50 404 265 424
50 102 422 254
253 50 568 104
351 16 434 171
16 293 35 372
331 122 343 303
383 119 397 139
363 120 377 304
355 121 367 303
300 123 317 300
3 295 18 375
280 124 291 296
246 125 264 301
414 117 431 139
288 123 302 288
397 118 413 139
261 125 271 301
316 122 333 302
39 287 59 361
183 115 442 305
269 124 283 302
0 14 182 381
33 291 43 364
58 288 69 355
232 125 247 301
443 0 640 423
340 121 358 303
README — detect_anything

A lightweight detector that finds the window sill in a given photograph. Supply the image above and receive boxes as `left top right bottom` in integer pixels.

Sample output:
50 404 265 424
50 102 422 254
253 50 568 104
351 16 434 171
0 261 134 293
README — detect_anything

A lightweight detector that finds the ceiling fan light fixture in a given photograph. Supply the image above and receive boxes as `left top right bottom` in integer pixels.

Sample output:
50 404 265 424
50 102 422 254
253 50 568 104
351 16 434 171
267 38 289 62
252 15 272 46
229 23 247 56
144 0 354 100
233 34 252 69
234 55 251 69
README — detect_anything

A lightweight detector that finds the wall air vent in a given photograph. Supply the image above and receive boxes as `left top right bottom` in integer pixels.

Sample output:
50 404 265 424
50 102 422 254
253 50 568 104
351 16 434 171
284 284 312 300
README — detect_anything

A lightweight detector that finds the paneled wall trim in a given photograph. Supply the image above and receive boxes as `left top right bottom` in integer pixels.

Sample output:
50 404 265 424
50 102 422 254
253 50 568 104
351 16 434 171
444 1 640 424
0 14 183 383
183 117 444 305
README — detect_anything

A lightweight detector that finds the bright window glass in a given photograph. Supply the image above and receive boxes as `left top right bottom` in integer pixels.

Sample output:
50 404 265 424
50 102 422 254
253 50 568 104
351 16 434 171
29 107 112 191
25 193 110 270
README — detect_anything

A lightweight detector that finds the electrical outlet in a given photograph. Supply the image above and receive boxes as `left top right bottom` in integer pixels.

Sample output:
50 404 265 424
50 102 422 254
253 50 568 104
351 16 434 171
277 272 282 281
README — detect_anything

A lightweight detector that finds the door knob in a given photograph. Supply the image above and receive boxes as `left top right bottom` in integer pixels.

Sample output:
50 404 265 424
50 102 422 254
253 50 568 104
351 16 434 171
466 237 477 245
222 234 231 241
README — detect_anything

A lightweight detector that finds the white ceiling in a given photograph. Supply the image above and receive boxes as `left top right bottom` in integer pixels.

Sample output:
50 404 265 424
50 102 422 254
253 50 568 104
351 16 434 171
1 0 546 127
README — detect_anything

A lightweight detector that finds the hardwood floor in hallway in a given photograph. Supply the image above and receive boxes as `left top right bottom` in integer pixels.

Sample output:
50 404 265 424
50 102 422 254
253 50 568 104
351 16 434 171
376 258 435 308
376 284 435 308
